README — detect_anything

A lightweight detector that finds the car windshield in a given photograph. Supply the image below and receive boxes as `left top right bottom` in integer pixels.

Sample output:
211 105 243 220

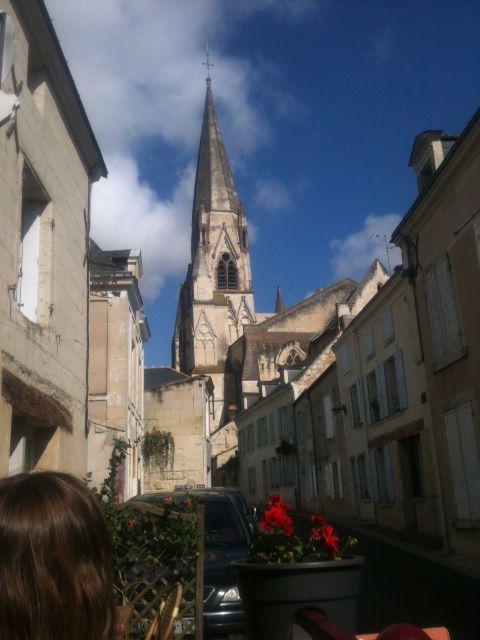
204 500 248 546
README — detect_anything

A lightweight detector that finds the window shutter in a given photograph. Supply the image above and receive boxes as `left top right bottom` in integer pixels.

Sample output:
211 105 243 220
474 216 480 265
384 445 395 501
425 255 462 366
325 463 333 499
324 395 334 438
337 459 344 499
456 404 480 521
394 350 408 410
357 381 366 425
362 376 371 425
382 308 394 343
444 408 472 521
375 364 389 419
369 450 379 502
347 385 354 428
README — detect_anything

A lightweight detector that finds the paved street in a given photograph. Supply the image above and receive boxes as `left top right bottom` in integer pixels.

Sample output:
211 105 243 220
293 515 479 640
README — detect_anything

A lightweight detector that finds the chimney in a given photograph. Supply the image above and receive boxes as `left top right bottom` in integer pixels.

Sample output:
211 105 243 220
409 130 457 193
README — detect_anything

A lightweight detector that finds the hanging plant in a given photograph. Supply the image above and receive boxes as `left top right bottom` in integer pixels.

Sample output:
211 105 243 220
142 430 175 470
275 439 296 456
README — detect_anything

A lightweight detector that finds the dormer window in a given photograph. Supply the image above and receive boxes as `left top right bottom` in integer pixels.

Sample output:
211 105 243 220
217 252 237 290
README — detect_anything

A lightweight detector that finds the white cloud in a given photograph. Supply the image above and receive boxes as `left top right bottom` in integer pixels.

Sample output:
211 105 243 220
330 213 402 280
91 156 193 300
44 0 316 299
253 179 291 213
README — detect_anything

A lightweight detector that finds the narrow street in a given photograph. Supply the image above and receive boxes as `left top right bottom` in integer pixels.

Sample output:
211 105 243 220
292 515 479 640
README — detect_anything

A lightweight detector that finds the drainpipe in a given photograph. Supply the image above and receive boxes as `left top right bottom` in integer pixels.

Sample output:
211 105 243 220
84 174 93 442
399 233 450 553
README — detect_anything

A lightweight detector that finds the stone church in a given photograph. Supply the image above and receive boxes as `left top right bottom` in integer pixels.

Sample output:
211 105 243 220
172 78 262 478
172 79 388 484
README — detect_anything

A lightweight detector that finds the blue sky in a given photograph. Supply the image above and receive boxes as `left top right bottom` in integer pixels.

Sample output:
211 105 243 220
45 0 479 366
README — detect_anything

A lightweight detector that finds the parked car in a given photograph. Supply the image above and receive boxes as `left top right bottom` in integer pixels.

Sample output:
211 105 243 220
133 490 250 638
195 487 258 534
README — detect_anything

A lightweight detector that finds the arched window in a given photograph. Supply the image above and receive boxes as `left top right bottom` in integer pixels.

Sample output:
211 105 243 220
285 350 303 367
217 252 237 290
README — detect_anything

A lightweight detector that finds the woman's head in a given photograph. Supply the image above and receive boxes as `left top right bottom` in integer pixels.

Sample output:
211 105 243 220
0 472 115 640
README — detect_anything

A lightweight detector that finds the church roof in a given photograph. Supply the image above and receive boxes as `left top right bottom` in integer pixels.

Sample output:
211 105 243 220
192 79 241 216
275 285 285 313
144 367 189 391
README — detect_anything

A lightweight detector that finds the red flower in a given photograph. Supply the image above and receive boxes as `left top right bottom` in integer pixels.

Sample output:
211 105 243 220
260 501 294 537
321 524 340 553
309 514 325 526
267 495 290 511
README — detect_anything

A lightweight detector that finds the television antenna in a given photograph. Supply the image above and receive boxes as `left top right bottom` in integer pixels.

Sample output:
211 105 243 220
369 233 393 275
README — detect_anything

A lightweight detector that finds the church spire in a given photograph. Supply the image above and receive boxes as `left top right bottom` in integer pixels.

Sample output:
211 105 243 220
275 285 285 313
192 80 241 224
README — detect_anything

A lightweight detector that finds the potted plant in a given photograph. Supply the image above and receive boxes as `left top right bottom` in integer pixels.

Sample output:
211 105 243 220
232 495 364 640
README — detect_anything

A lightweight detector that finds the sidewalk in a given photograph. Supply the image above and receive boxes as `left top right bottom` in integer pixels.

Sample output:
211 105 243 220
331 516 480 581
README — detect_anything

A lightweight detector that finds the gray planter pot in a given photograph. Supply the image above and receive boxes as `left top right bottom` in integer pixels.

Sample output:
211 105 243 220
232 555 364 640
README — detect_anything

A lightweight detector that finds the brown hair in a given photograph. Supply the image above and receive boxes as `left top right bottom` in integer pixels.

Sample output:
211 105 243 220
0 472 115 640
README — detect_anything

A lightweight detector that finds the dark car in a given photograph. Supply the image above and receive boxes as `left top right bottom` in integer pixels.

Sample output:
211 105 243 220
134 490 250 638
194 487 258 534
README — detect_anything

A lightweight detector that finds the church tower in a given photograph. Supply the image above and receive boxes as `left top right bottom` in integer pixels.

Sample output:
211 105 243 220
173 78 256 427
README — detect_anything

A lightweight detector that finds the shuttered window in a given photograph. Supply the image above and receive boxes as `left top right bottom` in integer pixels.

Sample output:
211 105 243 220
444 403 480 524
323 395 334 438
424 254 464 368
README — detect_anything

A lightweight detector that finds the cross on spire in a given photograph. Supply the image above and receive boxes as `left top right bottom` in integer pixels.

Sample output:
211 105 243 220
202 43 214 80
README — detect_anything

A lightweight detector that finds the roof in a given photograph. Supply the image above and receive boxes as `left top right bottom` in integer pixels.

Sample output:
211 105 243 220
15 0 107 179
144 367 190 391
392 108 480 242
191 79 241 216
89 240 136 275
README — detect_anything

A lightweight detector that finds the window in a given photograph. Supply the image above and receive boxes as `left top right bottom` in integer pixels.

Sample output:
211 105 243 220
357 454 370 500
347 383 363 427
364 327 375 358
370 445 395 503
309 451 318 499
384 351 407 414
247 467 257 494
246 423 255 452
323 395 334 438
381 308 394 344
268 412 276 443
285 349 303 366
339 344 350 373
424 254 464 369
238 429 246 456
17 163 50 323
217 252 237 290
405 434 423 498
324 459 343 500
444 403 480 525
366 370 380 424
256 416 268 447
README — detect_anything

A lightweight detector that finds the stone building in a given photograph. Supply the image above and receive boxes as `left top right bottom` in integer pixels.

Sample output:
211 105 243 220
333 270 440 535
172 78 257 479
391 111 480 558
0 0 106 477
235 261 389 506
88 241 150 499
143 367 213 491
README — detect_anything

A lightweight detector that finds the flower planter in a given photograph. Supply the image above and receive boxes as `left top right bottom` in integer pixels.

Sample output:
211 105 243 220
232 555 364 640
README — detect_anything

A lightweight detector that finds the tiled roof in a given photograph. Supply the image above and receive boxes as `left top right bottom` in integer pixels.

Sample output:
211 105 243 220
144 367 189 391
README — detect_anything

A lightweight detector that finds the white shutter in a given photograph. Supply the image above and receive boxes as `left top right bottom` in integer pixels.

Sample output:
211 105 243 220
383 445 395 501
445 408 471 520
369 450 379 502
375 364 389 419
425 255 462 366
324 395 334 438
457 404 480 521
19 203 42 322
394 351 408 410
